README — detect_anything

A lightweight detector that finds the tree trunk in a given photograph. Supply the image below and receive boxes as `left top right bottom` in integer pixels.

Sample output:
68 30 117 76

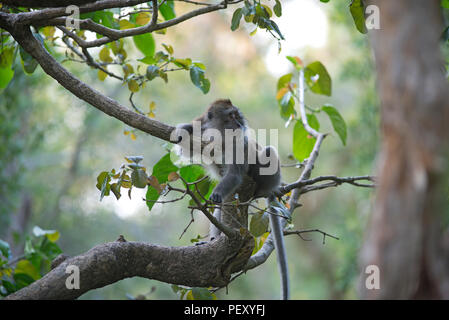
360 0 449 299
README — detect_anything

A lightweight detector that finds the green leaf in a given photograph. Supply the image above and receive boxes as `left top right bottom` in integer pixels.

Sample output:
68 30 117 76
443 0 449 8
32 226 60 242
321 105 347 145
266 19 284 40
152 153 178 183
146 65 160 80
190 66 210 94
39 239 62 259
19 47 38 74
162 43 174 55
304 61 332 96
273 0 282 17
286 56 303 70
179 165 205 183
231 8 243 31
250 211 269 237
191 287 215 300
154 51 170 63
99 11 119 29
0 239 11 259
15 260 41 281
159 70 168 83
110 183 121 200
189 177 213 204
0 47 15 68
131 169 148 188
277 73 292 90
98 69 107 81
99 46 112 62
349 0 367 34
193 62 206 70
83 11 119 29
159 0 176 20
96 171 111 200
145 186 159 211
0 67 14 90
128 80 139 92
173 58 192 70
133 33 156 57
278 91 295 120
139 56 156 65
293 114 320 162
13 273 35 289
1 280 17 294
109 39 124 55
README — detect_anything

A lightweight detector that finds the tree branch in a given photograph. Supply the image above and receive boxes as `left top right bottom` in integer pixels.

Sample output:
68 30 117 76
280 175 376 195
9 1 149 24
2 22 175 142
5 236 253 300
37 1 228 48
2 0 100 7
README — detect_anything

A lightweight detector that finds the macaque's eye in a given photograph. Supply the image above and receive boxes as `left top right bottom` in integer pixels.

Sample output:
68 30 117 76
208 111 213 119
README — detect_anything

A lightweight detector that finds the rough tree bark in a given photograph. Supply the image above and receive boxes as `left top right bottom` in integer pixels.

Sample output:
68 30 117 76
359 0 449 299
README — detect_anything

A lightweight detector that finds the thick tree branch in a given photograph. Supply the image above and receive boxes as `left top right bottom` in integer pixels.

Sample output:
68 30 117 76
5 235 253 300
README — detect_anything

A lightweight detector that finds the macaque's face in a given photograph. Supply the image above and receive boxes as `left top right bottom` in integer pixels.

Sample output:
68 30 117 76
205 102 246 131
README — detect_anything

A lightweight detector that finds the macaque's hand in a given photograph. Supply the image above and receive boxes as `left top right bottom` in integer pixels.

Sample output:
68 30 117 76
210 191 223 204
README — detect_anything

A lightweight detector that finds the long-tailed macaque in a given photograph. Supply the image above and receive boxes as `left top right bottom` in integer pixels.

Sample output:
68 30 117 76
172 99 289 300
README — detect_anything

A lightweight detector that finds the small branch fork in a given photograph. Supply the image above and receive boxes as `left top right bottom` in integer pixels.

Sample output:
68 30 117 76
280 175 376 196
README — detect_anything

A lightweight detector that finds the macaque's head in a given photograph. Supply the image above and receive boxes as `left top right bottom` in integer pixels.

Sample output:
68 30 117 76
199 99 247 131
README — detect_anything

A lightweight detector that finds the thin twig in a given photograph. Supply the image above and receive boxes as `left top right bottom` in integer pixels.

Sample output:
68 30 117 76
280 175 376 196
129 92 146 115
284 229 339 245
179 209 195 240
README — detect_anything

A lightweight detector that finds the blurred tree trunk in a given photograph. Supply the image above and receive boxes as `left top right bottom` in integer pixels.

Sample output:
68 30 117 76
360 0 449 299
6 194 32 258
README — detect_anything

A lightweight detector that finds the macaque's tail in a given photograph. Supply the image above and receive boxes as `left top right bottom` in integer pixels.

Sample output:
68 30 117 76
267 195 290 300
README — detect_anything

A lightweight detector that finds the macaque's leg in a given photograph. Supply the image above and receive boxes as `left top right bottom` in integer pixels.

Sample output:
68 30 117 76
209 208 222 240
